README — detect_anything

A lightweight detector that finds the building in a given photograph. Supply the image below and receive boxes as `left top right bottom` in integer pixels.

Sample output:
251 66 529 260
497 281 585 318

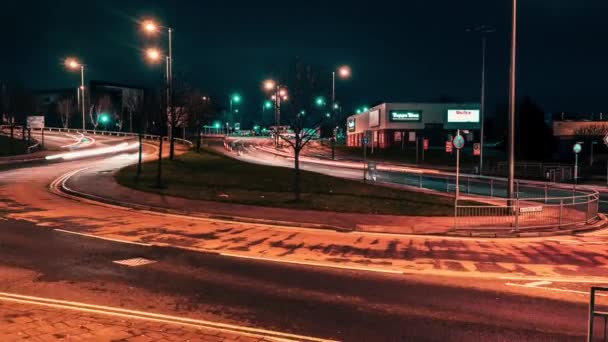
346 102 481 149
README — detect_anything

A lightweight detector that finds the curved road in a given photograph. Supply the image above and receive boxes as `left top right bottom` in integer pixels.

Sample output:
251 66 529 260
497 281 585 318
0 134 607 340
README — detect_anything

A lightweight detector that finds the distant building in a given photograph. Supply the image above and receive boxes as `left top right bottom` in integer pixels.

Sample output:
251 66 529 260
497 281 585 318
34 81 144 131
346 102 481 149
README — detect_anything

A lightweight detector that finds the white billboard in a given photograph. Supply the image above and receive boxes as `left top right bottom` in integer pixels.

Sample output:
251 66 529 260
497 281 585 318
369 109 380 127
27 116 45 129
447 109 480 123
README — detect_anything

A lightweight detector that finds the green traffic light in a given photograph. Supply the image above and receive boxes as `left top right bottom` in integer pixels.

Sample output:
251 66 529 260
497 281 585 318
315 96 326 107
232 94 241 103
264 100 273 109
99 113 110 124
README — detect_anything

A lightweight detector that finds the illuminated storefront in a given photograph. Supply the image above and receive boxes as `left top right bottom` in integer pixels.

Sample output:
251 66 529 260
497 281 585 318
346 103 481 149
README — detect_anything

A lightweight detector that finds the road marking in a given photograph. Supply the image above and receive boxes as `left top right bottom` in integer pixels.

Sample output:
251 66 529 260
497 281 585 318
54 229 152 246
524 280 552 287
219 252 404 275
0 292 335 342
500 276 608 284
505 283 607 297
113 257 157 267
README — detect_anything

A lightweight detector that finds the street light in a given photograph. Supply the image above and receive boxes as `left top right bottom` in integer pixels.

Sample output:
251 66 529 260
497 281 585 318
263 79 288 146
507 0 518 200
145 48 162 62
466 25 495 175
65 57 86 131
315 96 326 108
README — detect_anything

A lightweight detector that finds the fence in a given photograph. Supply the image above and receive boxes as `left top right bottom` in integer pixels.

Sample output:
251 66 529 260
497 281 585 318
488 161 574 182
588 287 608 342
0 125 193 148
454 187 599 231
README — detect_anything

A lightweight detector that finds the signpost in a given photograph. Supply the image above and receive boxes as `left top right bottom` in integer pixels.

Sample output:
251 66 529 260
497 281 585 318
27 116 45 148
453 131 465 199
573 142 582 185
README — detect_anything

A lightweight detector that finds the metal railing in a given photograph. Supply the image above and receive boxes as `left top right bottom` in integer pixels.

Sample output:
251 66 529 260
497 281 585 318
455 188 599 231
588 287 608 342
0 125 193 147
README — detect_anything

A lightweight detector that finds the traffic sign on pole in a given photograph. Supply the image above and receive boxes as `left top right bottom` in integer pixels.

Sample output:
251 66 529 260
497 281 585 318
445 141 453 153
453 135 465 150
573 143 582 154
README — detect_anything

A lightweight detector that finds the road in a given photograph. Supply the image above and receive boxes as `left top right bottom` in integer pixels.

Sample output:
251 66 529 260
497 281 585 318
227 138 608 211
0 134 607 340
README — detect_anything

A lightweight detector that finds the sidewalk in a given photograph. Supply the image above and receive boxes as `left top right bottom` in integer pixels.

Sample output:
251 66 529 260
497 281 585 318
0 298 267 341
64 162 455 234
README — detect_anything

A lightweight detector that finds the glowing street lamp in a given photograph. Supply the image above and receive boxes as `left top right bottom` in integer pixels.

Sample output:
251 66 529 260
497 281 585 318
142 20 159 33
64 57 86 131
146 48 162 62
338 65 351 79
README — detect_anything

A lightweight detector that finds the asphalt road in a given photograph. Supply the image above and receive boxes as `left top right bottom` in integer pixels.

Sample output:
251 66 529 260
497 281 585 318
0 218 597 341
0 135 606 341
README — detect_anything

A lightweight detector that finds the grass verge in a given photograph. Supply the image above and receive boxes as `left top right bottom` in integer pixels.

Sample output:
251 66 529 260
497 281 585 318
116 149 459 216
0 135 29 156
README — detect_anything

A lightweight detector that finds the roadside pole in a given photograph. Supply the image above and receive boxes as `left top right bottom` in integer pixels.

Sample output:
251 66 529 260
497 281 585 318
363 136 368 183
452 130 465 231
573 142 582 189
416 138 419 164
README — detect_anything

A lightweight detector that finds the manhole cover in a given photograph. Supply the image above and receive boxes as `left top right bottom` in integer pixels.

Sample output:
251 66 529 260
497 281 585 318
113 257 157 267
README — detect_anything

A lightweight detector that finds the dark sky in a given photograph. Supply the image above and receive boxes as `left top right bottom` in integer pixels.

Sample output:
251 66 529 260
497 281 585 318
1 0 607 115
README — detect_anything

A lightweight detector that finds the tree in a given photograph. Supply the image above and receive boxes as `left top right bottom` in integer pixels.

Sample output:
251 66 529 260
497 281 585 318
123 88 143 133
181 88 213 153
1 82 33 153
515 97 552 160
57 97 75 129
277 61 327 202
167 77 191 160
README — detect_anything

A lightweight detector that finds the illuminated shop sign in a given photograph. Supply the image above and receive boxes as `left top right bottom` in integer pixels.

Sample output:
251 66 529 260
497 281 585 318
389 110 422 122
447 109 480 123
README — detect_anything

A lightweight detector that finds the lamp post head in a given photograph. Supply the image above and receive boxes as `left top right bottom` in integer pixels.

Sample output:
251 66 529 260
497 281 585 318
263 80 276 91
142 20 159 34
65 58 81 70
338 65 351 79
146 48 161 62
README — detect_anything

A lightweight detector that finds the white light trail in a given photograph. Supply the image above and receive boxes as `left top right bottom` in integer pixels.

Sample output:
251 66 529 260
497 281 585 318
46 142 138 161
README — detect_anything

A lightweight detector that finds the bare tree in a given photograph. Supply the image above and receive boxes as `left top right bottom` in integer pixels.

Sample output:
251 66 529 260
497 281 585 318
167 77 191 160
1 82 33 153
181 88 212 152
123 88 143 133
574 124 608 138
57 97 75 129
277 62 326 202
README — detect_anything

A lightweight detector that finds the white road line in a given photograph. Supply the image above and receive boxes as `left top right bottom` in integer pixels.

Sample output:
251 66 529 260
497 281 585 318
524 280 553 287
0 292 335 342
500 276 608 284
54 229 152 246
505 283 607 297
219 252 404 275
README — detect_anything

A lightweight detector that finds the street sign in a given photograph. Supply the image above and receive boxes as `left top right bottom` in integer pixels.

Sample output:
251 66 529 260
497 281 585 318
452 135 465 150
573 143 582 154
445 141 453 153
473 143 481 156
423 139 429 150
362 136 369 145
27 116 45 129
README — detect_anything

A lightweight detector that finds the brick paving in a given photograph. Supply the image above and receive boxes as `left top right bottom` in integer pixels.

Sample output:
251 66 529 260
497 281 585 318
0 301 271 341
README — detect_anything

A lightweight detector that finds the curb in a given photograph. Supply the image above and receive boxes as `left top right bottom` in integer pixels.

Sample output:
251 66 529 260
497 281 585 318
53 170 353 233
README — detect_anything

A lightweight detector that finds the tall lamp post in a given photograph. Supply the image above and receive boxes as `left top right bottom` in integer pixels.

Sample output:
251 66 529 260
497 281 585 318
144 47 168 187
65 58 86 131
330 65 351 160
143 19 175 157
466 26 494 175
507 0 518 200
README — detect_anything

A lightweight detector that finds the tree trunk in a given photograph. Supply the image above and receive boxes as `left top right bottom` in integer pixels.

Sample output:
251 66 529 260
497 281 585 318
169 125 175 160
196 126 201 153
136 132 143 179
293 149 301 202
156 136 163 188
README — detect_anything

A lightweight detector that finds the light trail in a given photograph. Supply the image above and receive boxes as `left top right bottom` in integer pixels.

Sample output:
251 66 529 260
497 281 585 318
46 142 138 161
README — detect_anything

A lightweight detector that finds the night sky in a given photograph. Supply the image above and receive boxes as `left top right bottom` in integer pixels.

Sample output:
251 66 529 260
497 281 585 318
1 0 607 116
